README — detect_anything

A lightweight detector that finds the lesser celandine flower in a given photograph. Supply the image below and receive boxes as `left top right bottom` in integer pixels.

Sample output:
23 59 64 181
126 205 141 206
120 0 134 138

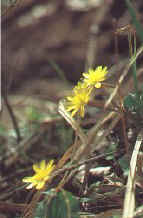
65 66 108 117
66 83 92 118
23 160 55 190
83 66 108 88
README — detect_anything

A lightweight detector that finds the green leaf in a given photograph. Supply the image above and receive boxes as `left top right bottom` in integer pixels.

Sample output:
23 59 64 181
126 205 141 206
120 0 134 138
124 93 137 110
35 189 80 218
118 156 129 176
124 91 143 113
46 190 80 218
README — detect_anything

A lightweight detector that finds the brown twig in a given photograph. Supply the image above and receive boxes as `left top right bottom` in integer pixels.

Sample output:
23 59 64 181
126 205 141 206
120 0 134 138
3 95 21 143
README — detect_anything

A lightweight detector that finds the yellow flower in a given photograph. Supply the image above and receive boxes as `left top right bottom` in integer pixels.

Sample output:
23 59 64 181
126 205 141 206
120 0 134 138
22 160 55 190
66 85 91 117
83 66 108 88
73 81 88 91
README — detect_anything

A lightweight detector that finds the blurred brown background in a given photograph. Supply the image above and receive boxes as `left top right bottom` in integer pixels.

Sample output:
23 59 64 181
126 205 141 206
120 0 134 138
2 0 143 99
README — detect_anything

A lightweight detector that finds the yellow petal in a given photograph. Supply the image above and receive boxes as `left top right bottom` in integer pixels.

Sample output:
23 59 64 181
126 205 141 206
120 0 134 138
80 105 85 117
47 160 54 169
71 109 78 117
40 160 46 170
22 177 33 183
33 163 40 172
67 96 73 101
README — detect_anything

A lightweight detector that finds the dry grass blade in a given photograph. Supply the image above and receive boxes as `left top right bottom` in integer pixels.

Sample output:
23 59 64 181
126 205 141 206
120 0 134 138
122 129 143 218
58 100 88 161
59 101 122 159
21 190 41 218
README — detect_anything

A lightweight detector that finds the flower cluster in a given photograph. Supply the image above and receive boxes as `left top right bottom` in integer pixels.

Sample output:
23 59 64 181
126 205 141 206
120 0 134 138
23 160 55 190
22 66 108 190
66 82 92 117
66 66 108 117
